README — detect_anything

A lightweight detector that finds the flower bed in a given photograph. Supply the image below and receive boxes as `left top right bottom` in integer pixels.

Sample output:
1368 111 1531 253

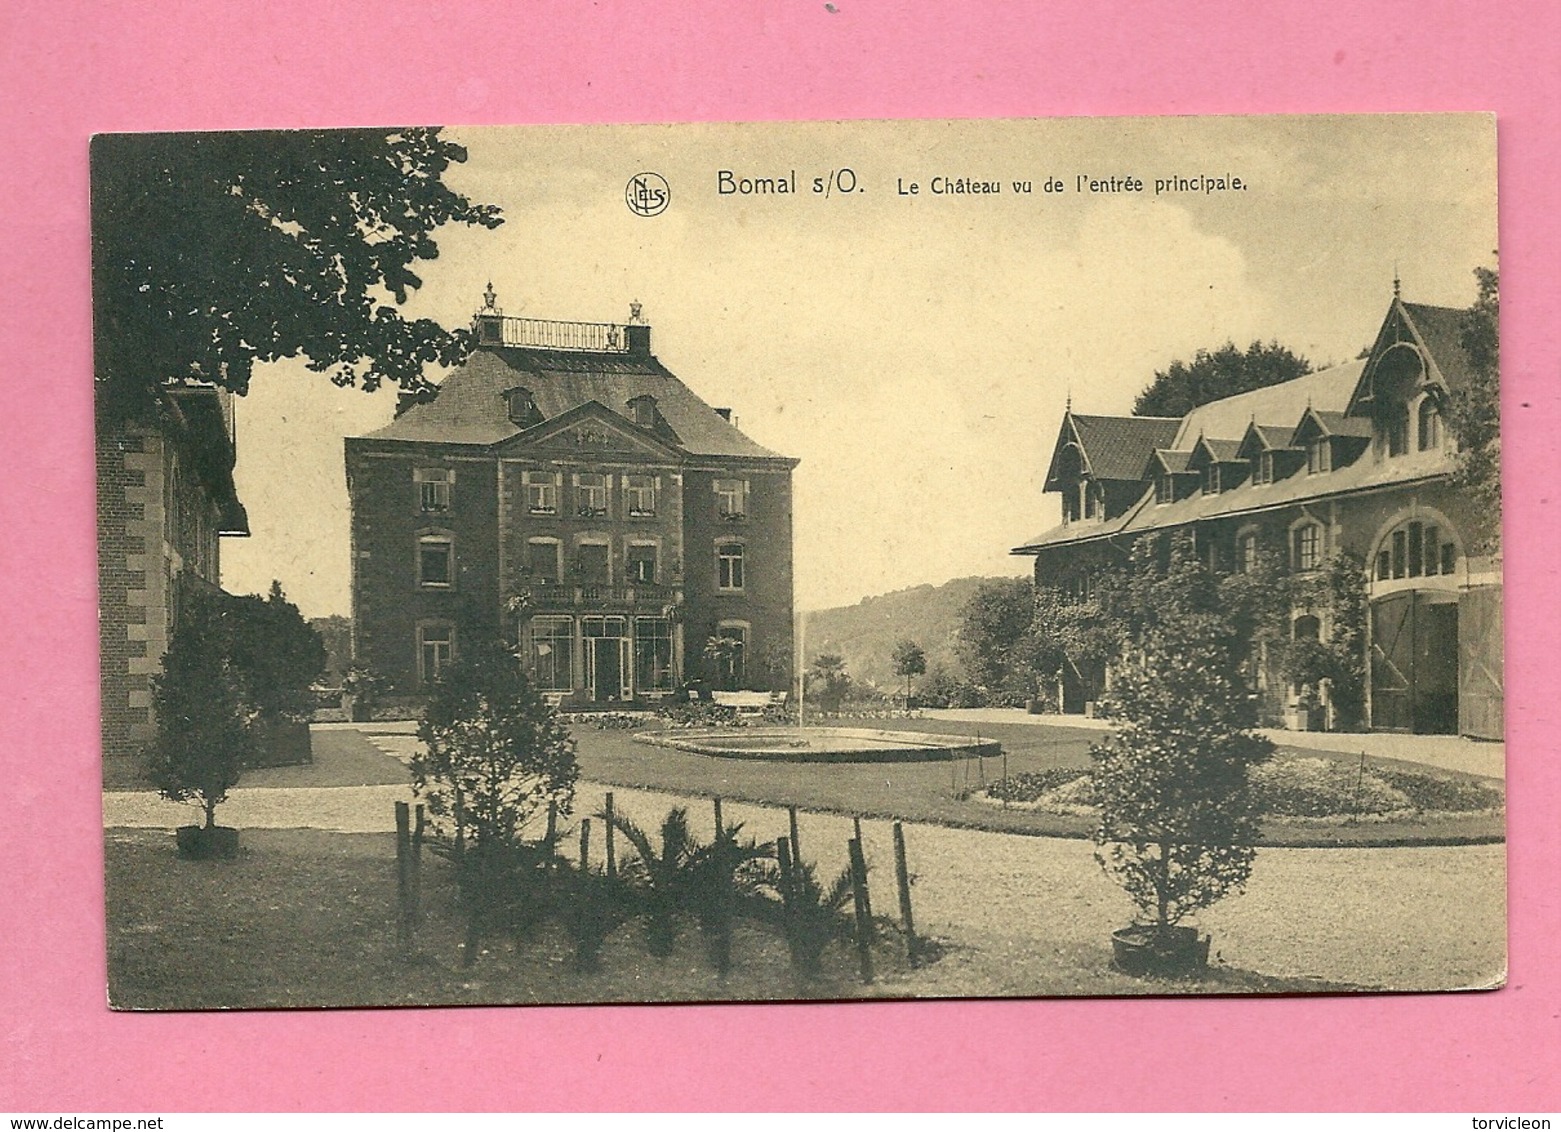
980 756 1503 822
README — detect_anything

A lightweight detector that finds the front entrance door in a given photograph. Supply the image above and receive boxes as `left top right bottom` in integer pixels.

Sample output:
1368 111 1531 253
1371 591 1459 734
591 637 625 701
583 615 629 702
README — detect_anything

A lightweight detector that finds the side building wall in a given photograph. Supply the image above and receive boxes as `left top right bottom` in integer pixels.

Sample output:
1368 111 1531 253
98 418 225 764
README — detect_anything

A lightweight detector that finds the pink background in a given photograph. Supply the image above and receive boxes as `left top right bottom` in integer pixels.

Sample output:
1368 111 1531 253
3 0 1558 1112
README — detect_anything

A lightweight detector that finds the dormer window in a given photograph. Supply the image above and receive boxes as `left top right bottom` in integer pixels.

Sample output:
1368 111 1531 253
1386 401 1411 457
1068 479 1102 521
1155 473 1174 505
1418 399 1443 451
1253 452 1275 486
1307 438 1332 475
505 386 543 428
1205 465 1222 495
628 394 660 429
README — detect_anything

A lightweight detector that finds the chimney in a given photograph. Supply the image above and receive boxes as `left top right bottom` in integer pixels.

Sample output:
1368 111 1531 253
396 386 436 418
625 300 651 356
473 281 504 345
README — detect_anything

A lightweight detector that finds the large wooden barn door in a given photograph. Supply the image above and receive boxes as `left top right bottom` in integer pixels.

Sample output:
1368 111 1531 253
1371 593 1415 732
1458 586 1504 740
1416 601 1459 734
1371 591 1465 735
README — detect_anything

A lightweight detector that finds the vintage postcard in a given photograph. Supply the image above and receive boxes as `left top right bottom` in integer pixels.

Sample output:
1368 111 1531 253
96 115 1503 1008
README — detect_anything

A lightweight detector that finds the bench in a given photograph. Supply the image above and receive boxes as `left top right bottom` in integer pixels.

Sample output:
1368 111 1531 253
711 690 789 717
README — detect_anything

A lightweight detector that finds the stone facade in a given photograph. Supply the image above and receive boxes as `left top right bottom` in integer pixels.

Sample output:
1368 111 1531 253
346 307 798 704
97 387 248 764
1015 292 1503 738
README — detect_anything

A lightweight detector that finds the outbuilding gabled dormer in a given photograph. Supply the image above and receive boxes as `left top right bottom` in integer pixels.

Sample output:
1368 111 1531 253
1188 434 1247 495
1145 449 1199 505
1043 409 1180 523
1348 294 1469 460
1290 406 1373 475
1235 420 1303 486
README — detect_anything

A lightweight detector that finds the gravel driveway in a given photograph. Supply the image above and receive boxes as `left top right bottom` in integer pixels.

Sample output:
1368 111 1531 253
104 776 1505 994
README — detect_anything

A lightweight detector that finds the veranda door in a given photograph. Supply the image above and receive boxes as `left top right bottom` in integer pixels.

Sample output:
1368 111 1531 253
584 616 629 702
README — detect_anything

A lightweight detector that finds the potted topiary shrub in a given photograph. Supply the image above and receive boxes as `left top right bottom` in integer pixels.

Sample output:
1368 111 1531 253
1090 537 1275 976
412 640 580 966
149 591 253 859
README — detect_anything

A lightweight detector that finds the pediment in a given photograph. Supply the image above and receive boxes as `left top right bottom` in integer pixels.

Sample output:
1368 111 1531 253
495 400 686 461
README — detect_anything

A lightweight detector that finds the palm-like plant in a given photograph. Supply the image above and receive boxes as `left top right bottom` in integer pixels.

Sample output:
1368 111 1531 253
688 820 772 973
607 806 702 957
755 858 856 974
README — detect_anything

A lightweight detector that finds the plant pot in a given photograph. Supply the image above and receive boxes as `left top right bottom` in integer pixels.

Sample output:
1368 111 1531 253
1285 708 1315 732
175 825 240 860
1111 924 1211 977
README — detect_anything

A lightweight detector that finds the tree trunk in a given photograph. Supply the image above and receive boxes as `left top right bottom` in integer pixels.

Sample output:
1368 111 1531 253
204 797 217 830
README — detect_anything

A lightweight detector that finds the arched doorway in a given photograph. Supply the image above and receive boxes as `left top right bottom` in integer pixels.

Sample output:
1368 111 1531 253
1368 514 1462 734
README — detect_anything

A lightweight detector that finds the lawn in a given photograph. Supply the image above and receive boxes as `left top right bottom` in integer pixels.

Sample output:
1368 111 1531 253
567 717 1504 848
105 824 1370 1009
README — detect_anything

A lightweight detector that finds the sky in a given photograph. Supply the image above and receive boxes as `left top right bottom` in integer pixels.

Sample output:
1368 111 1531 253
219 115 1496 617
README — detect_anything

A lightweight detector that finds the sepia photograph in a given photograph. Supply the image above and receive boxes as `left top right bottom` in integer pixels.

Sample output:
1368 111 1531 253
95 114 1503 1009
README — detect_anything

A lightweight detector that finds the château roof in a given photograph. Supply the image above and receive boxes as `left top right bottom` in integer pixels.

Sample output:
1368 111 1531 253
359 341 788 462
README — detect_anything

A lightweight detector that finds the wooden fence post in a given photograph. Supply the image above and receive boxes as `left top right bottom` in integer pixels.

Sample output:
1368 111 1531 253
848 837 874 983
852 817 873 921
604 792 617 879
580 817 592 874
394 801 413 951
410 802 424 930
788 805 802 865
714 796 724 837
893 821 919 965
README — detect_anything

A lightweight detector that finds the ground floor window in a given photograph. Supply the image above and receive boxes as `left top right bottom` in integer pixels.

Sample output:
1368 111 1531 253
418 623 455 684
634 617 675 692
713 622 748 690
531 616 573 691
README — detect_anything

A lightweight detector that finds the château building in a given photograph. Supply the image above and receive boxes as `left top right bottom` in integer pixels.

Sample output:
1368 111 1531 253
345 293 798 704
1013 288 1502 738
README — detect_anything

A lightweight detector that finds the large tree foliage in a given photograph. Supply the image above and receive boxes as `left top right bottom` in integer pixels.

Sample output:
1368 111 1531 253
1132 340 1312 418
221 581 327 722
955 577 1035 691
92 128 503 416
1089 538 1274 937
1449 265 1501 552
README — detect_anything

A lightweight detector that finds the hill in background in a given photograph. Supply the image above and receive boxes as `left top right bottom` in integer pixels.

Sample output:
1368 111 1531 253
803 576 1016 689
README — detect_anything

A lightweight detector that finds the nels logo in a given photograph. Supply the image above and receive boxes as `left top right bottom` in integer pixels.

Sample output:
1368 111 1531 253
626 172 670 217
